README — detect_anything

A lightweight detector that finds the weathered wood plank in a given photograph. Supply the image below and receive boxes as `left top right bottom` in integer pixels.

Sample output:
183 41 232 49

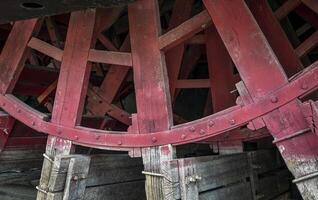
199 182 253 200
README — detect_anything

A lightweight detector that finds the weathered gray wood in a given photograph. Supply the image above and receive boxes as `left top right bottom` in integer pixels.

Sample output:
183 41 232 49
47 156 72 193
199 182 253 200
0 149 43 184
185 153 250 192
86 155 143 186
248 149 282 174
179 159 199 200
257 170 291 200
50 180 146 200
161 159 180 200
63 156 90 200
0 184 37 200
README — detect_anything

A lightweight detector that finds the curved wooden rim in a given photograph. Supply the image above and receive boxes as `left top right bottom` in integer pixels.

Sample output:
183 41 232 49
1 62 317 149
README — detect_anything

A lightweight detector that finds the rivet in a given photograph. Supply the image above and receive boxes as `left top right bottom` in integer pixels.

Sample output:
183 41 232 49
57 130 62 135
301 82 308 90
17 109 21 113
199 129 206 135
74 136 79 140
208 120 215 127
2 103 5 106
181 134 187 139
96 135 100 140
32 121 36 126
117 140 122 145
229 119 236 125
270 96 278 103
152 137 157 143
189 127 195 132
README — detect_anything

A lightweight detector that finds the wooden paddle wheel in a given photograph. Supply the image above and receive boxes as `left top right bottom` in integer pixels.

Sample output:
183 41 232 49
0 0 317 199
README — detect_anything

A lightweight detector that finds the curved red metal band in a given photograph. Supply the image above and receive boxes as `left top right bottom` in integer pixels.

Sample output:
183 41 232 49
0 62 317 149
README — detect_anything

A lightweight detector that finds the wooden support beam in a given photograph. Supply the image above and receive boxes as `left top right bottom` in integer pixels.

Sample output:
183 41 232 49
128 0 174 199
51 10 95 126
175 79 210 89
274 0 301 20
206 25 236 113
88 49 132 67
0 19 40 94
97 34 118 51
301 0 318 14
28 37 63 61
294 4 318 29
295 31 318 58
158 10 211 51
37 10 96 200
248 0 303 77
28 37 131 124
166 0 195 99
28 37 133 67
174 45 203 101
37 80 57 106
203 0 318 198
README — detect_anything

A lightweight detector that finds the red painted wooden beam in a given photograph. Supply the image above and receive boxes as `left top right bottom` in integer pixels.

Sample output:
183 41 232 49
302 0 318 14
275 0 301 20
206 25 237 113
129 0 174 197
129 0 173 132
0 59 316 149
203 0 318 198
247 0 303 77
295 31 318 58
166 0 195 99
52 10 96 126
0 19 41 94
158 10 211 51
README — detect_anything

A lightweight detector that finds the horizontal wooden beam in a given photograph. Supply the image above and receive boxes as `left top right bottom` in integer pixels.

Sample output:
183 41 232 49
88 49 132 67
302 0 318 14
28 37 63 61
28 37 132 66
175 79 210 88
295 31 318 57
274 0 301 20
158 10 211 51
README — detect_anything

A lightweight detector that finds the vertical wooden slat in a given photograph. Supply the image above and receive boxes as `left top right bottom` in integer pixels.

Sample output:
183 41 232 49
0 18 40 94
37 10 96 200
52 10 96 127
128 0 173 199
206 25 236 113
165 0 194 99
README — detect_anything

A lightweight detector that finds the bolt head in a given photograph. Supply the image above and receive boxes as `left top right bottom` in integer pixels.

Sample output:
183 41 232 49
208 120 215 127
270 96 278 103
181 134 186 139
151 137 157 143
199 129 205 135
301 82 308 90
229 119 236 125
189 127 195 132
